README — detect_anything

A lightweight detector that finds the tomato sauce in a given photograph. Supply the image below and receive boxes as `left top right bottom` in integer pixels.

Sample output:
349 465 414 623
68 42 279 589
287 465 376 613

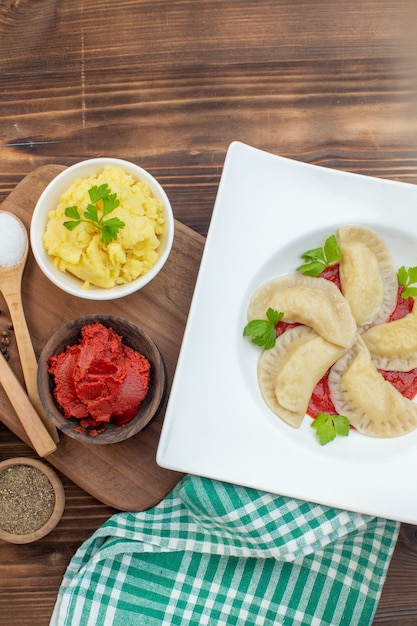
389 285 414 321
274 264 417 418
48 322 150 433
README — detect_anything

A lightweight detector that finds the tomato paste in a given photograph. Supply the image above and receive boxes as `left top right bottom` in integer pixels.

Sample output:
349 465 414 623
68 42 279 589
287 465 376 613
48 322 150 431
273 264 417 419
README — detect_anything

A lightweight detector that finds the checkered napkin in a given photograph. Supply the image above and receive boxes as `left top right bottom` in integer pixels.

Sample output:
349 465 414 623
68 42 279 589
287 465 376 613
50 475 399 626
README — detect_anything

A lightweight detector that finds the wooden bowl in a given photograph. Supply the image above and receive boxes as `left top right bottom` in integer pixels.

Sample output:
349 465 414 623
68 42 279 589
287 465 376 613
0 457 65 544
37 315 166 444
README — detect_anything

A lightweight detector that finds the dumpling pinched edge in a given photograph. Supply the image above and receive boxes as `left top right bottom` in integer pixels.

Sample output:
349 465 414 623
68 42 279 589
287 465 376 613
337 225 398 330
247 273 356 348
361 299 417 371
328 336 417 438
257 326 348 428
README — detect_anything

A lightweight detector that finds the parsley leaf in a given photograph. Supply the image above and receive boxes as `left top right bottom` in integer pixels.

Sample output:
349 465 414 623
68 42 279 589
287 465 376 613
83 203 99 223
311 412 350 446
297 234 340 277
63 183 125 245
63 206 82 231
397 265 417 299
243 307 284 350
88 184 110 204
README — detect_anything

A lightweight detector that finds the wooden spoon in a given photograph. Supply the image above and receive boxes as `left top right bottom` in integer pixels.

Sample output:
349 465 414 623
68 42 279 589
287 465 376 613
0 211 58 451
0 354 56 457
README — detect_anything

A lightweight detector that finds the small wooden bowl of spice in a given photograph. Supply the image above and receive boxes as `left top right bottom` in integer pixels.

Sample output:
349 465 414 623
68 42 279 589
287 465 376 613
0 457 65 544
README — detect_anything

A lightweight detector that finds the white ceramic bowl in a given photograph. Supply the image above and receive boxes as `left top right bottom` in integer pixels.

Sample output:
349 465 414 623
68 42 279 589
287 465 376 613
30 158 174 300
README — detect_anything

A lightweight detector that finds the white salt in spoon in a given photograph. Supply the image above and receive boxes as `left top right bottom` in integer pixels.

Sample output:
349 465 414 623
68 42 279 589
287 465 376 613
0 211 58 456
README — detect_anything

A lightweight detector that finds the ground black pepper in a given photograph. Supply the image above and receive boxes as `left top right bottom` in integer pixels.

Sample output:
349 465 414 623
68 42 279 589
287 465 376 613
0 311 13 361
0 464 55 534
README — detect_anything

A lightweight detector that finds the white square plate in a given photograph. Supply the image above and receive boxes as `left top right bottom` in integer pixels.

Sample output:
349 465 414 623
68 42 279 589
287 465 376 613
157 141 417 523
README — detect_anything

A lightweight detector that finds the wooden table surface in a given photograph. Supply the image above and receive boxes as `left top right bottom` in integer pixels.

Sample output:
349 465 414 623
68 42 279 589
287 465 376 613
1 1 417 624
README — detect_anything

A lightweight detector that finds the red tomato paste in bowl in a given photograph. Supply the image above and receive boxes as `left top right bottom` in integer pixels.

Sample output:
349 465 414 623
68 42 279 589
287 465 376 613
48 322 150 430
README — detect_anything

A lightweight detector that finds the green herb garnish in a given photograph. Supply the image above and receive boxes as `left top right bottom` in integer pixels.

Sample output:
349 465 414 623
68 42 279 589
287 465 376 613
397 265 417 299
243 307 284 350
63 183 125 245
296 234 340 277
311 412 350 446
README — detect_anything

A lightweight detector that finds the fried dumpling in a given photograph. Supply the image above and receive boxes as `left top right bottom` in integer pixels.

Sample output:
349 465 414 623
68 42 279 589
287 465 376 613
257 326 348 428
361 299 417 371
328 336 417 437
247 274 356 348
337 225 397 329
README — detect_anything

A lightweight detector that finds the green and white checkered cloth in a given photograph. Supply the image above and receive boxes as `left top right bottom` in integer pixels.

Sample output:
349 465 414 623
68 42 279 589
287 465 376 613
51 475 399 626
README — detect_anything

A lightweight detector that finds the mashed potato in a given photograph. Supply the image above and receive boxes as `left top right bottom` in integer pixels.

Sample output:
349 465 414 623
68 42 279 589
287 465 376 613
43 166 165 289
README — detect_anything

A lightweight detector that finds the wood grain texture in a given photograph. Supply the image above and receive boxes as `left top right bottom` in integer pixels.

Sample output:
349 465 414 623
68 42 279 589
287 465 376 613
0 164 203 510
1 0 417 623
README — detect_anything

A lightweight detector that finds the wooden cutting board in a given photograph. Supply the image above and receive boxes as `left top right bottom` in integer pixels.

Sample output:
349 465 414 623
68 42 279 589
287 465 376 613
0 165 205 511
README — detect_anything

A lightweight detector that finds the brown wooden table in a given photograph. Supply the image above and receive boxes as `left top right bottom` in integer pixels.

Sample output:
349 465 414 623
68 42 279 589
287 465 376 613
1 1 417 623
